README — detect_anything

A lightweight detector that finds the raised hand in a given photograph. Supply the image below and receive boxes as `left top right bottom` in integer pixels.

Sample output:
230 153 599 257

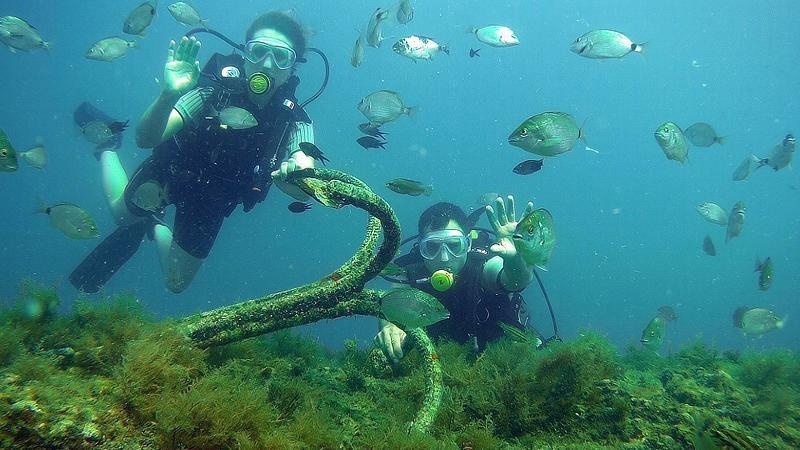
164 36 201 95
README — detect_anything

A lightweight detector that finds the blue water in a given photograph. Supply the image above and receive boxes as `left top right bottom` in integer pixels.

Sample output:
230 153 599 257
1 0 797 353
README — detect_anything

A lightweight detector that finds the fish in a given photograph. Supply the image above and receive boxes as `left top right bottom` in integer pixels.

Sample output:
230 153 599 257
469 48 480 58
298 142 329 166
508 112 583 157
725 201 745 243
85 36 137 62
471 25 519 47
0 128 19 172
379 262 406 279
695 202 728 226
394 0 414 25
357 90 414 126
684 122 725 147
654 122 689 164
38 203 100 239
130 181 166 213
81 120 129 146
380 287 450 329
19 143 47 169
512 208 556 267
498 322 542 346
570 29 644 59
365 8 390 48
287 202 311 213
761 133 795 171
0 16 50 53
512 159 544 175
350 34 365 68
732 154 763 181
386 178 432 196
702 235 716 256
358 122 387 138
754 257 773 291
356 136 387 150
167 2 208 28
733 307 786 336
640 306 677 352
218 106 258 129
123 1 157 37
393 35 449 61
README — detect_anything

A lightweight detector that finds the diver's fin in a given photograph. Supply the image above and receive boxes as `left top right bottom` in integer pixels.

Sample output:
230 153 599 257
69 219 151 293
73 101 117 128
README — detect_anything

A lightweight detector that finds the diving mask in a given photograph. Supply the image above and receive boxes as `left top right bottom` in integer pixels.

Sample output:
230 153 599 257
244 38 296 70
419 229 471 260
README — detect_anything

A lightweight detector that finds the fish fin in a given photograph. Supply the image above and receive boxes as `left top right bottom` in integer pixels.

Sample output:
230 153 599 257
754 257 762 272
633 41 647 55
776 316 787 329
423 184 433 196
465 26 477 34
715 135 726 145
404 105 418 120
441 44 450 55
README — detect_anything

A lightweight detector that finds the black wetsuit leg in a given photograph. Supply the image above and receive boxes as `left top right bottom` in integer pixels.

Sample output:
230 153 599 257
172 200 228 260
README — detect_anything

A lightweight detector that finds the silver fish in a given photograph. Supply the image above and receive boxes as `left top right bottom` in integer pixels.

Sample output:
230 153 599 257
570 29 644 59
392 35 449 61
218 106 258 129
380 287 449 329
512 208 556 268
762 133 795 171
733 307 785 336
38 203 99 239
395 0 414 25
81 121 115 145
508 112 582 157
654 122 689 164
0 128 18 172
732 154 762 181
0 16 49 53
684 122 725 147
365 7 390 48
123 1 157 37
167 2 207 28
472 25 519 47
131 181 166 213
20 144 47 169
351 34 365 68
725 201 745 243
357 90 414 125
85 36 136 62
695 202 728 226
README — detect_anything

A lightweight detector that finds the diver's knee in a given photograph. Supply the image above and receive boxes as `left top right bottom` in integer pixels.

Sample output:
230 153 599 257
162 243 203 294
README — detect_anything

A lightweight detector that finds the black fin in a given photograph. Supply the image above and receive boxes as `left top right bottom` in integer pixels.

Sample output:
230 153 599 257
69 220 151 293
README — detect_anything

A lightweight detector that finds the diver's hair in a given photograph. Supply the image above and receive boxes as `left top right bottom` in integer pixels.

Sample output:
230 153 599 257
246 11 309 58
418 202 469 234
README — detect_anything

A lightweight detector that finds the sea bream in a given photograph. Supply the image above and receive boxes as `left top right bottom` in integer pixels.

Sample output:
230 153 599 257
471 25 519 47
357 90 415 126
0 128 19 172
365 7 390 48
761 133 795 171
570 29 644 59
392 35 449 61
85 36 137 62
725 201 745 243
733 307 785 336
123 1 157 37
0 16 50 53
654 122 689 165
695 202 728 226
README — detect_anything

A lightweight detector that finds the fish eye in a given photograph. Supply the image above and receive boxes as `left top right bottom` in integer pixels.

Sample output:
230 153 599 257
527 225 535 234
0 149 6 157
519 128 528 137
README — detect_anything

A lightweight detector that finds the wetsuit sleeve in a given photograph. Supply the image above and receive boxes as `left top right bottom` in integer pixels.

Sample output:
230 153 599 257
286 121 315 154
173 87 213 126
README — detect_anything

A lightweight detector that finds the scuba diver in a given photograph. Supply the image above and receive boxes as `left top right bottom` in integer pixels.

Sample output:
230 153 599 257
375 196 546 364
70 11 321 293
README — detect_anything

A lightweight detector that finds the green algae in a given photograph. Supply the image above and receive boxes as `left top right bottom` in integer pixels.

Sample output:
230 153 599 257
2 284 799 449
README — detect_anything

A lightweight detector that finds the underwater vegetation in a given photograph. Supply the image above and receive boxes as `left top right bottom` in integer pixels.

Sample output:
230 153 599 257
1 283 799 449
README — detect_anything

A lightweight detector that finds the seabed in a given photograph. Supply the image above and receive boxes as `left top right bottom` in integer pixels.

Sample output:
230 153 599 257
1 282 798 449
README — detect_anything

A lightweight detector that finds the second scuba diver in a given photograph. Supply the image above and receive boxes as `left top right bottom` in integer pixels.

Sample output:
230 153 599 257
71 11 317 293
375 195 542 364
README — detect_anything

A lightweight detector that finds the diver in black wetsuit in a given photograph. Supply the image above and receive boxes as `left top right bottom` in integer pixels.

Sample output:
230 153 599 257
71 11 318 293
375 196 542 363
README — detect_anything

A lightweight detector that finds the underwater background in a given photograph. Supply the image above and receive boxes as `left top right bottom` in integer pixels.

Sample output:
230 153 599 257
2 1 800 448
2 0 797 352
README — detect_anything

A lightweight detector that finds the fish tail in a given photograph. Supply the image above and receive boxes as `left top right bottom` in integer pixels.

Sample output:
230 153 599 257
776 316 787 329
441 44 450 55
423 184 433 196
465 26 477 34
41 40 52 52
633 41 647 55
201 18 210 31
405 106 418 119
715 135 726 145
